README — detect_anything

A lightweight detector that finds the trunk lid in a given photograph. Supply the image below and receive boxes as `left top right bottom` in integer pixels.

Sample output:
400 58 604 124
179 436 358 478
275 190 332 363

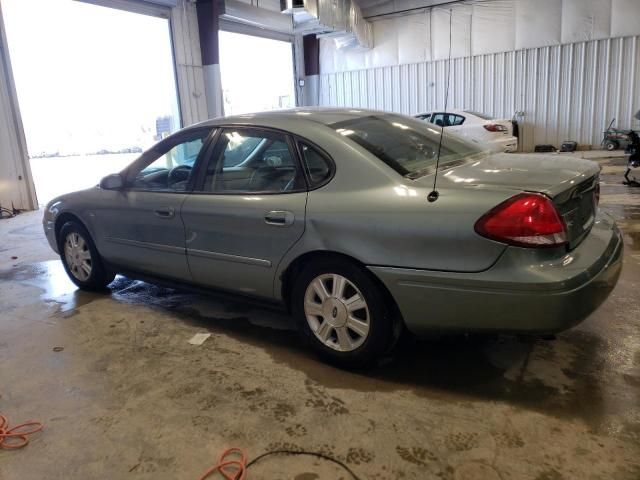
421 153 601 249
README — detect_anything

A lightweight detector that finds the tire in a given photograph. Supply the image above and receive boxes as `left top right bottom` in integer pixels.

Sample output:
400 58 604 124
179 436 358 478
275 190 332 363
605 140 618 151
292 257 395 368
58 221 115 290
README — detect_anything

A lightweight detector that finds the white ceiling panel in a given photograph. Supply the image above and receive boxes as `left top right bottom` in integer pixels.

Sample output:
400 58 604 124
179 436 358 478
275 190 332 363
611 0 640 38
561 0 611 43
515 0 562 50
472 0 515 55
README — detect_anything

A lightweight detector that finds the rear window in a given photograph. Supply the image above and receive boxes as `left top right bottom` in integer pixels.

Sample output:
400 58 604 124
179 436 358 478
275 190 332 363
463 110 495 120
330 114 485 179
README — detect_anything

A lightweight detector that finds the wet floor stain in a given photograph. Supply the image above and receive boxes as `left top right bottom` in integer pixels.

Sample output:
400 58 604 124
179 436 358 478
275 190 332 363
2 257 637 437
599 164 640 259
0 261 99 313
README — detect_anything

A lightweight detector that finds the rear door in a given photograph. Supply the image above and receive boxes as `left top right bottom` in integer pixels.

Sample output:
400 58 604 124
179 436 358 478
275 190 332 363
181 127 308 299
93 128 214 280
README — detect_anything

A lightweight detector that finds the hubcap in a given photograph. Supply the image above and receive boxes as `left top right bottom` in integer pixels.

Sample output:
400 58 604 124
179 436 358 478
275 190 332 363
64 232 92 281
304 273 370 352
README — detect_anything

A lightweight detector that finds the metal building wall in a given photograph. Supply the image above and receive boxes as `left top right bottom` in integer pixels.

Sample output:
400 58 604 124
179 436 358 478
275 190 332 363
319 35 640 151
0 2 36 210
171 0 209 126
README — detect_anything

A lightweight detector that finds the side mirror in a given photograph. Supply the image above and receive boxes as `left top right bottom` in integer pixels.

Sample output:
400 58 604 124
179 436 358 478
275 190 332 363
100 173 124 190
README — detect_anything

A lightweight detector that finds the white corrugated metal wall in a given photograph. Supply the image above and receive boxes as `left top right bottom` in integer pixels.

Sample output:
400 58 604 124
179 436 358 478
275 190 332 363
319 35 640 151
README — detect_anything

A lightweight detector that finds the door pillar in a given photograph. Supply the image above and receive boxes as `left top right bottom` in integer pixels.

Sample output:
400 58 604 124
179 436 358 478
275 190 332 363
197 0 225 118
302 34 319 107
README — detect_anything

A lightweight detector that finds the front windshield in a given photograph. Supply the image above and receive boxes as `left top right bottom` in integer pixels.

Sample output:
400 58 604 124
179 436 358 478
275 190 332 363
330 114 485 179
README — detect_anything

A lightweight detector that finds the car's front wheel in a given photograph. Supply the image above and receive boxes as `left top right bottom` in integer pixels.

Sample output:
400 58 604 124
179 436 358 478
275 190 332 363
59 221 115 290
292 258 395 367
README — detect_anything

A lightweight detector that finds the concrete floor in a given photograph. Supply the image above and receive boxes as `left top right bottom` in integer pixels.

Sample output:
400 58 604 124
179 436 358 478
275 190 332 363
1 154 639 480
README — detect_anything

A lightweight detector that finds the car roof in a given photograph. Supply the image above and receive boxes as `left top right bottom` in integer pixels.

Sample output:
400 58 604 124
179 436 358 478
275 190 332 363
415 109 468 115
189 107 394 130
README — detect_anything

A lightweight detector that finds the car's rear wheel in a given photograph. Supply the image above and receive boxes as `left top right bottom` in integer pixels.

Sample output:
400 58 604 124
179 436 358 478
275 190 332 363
59 221 115 290
292 258 394 367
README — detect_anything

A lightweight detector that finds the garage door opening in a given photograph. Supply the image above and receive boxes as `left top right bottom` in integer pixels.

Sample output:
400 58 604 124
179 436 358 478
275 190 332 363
2 0 180 205
219 30 295 115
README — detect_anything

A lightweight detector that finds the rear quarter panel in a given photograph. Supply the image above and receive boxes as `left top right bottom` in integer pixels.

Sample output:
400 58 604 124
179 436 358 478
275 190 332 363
274 126 515 298
299 181 510 272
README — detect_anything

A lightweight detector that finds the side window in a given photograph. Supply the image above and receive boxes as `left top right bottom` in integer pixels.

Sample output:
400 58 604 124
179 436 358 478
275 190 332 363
431 113 445 126
432 113 464 127
416 113 432 121
203 129 304 193
450 114 465 126
299 142 332 188
128 129 211 191
222 133 262 167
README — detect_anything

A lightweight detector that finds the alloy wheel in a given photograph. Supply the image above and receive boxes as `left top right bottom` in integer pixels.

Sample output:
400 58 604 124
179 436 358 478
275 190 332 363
304 273 370 352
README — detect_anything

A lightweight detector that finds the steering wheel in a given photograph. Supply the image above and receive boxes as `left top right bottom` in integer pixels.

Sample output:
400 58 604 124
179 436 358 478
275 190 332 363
167 164 192 186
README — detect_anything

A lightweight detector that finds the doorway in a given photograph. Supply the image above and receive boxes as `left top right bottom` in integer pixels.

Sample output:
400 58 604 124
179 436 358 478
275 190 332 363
219 30 295 116
2 0 180 205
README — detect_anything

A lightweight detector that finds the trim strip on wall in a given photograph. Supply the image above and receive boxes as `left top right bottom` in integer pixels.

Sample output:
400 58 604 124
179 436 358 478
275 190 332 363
218 18 294 43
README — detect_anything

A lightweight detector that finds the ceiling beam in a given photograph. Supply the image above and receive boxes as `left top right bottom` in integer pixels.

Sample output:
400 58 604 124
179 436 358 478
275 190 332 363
362 0 472 20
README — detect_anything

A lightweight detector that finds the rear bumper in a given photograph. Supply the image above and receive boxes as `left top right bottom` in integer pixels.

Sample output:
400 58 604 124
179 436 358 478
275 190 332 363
369 212 623 336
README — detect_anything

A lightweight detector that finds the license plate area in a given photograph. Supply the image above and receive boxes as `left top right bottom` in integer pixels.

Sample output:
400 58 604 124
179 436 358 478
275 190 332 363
559 177 597 249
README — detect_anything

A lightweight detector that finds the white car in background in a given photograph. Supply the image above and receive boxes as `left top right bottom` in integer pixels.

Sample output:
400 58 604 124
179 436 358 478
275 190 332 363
415 109 518 153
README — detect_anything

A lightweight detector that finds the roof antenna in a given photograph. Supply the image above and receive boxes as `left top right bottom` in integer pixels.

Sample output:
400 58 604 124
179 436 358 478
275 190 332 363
428 8 453 203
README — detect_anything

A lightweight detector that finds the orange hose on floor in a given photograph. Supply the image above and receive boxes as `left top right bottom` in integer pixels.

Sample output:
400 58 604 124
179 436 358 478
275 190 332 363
198 447 247 480
0 414 44 449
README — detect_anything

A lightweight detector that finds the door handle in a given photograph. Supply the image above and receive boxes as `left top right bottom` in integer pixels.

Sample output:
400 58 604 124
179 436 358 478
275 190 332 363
154 206 175 219
264 210 294 226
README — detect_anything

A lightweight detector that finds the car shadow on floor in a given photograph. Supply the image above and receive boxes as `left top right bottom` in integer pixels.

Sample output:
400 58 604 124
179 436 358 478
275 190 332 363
111 276 607 429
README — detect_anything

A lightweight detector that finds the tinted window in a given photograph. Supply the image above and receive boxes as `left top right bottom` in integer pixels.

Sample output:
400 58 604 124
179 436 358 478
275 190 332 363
300 143 331 187
128 130 210 191
203 129 304 193
431 113 464 127
331 114 484 179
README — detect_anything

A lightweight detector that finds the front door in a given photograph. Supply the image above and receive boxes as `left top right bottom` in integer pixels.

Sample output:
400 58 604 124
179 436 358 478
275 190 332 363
93 128 215 280
181 127 307 299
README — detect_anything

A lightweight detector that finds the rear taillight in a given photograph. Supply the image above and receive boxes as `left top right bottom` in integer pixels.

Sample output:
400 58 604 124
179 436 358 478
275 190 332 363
475 193 567 247
483 124 508 132
595 182 600 206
